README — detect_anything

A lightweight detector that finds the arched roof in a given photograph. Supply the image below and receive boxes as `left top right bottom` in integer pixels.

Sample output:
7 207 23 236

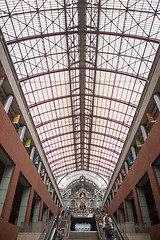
0 0 160 187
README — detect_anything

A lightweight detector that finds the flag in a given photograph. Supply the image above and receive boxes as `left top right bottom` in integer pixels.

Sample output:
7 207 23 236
41 169 45 176
45 178 49 185
121 168 126 176
117 178 120 185
0 77 4 86
146 113 156 123
113 186 116 192
127 155 133 164
25 138 31 147
34 156 39 165
50 186 53 192
12 114 20 124
136 139 142 147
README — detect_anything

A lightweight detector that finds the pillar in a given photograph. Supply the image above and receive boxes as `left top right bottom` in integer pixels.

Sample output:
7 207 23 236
1 166 20 221
133 187 143 224
47 182 51 191
131 146 137 161
43 173 47 184
17 187 30 226
107 199 110 207
112 189 114 199
140 124 147 142
119 172 123 184
4 95 13 114
124 161 129 174
136 187 151 227
37 161 42 174
19 126 26 142
148 166 160 220
30 147 35 161
24 187 34 223
0 166 14 215
123 200 129 222
153 93 160 112
115 182 118 191
109 194 112 204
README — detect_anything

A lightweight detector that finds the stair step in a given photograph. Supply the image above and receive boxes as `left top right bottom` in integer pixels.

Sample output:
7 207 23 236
68 231 99 239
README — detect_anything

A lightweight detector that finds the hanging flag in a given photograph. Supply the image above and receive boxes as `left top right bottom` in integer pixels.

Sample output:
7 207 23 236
113 186 116 192
34 156 39 165
50 186 53 192
0 77 4 86
127 155 133 164
136 139 142 147
45 178 49 185
117 178 120 185
12 114 20 124
146 113 156 123
121 168 126 176
25 138 31 147
41 169 45 176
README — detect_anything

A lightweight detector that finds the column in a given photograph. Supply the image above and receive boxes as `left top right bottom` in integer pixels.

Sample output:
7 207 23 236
133 187 143 224
37 161 42 174
17 187 30 226
30 147 35 161
4 95 13 114
48 182 51 191
109 194 112 204
1 166 20 221
107 199 110 207
43 173 47 184
153 93 160 112
131 146 137 161
136 187 151 227
124 161 129 174
148 166 160 219
112 189 114 199
0 166 14 215
140 125 147 142
19 126 26 142
115 182 118 191
24 187 34 223
119 172 123 184
123 200 129 222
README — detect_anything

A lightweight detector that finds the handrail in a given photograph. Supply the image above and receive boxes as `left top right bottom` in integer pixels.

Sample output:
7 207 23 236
43 217 57 240
63 212 71 240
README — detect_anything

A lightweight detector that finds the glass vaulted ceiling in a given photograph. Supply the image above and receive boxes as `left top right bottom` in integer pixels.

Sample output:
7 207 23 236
0 0 160 188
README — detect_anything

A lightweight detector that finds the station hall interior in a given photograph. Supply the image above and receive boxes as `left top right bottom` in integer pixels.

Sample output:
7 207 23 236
0 0 160 240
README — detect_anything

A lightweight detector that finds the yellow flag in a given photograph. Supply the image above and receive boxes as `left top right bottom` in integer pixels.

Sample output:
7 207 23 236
12 114 20 124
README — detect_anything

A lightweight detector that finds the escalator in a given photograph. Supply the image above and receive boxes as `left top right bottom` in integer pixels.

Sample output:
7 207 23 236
42 209 127 240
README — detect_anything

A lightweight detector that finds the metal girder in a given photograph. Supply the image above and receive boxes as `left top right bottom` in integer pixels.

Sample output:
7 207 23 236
41 129 125 143
7 31 160 45
46 142 120 156
20 66 147 82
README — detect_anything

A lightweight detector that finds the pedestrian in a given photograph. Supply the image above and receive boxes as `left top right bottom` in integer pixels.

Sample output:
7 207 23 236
102 222 113 240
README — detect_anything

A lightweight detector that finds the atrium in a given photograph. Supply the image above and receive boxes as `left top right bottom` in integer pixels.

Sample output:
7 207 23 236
0 0 160 240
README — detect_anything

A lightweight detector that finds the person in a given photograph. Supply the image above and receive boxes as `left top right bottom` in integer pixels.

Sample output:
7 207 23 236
102 222 113 240
103 213 108 225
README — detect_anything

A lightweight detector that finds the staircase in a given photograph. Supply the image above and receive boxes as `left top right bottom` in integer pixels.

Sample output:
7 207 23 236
68 231 99 240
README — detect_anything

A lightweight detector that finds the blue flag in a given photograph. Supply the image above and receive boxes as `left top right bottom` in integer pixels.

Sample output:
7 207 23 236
127 155 133 164
34 156 39 165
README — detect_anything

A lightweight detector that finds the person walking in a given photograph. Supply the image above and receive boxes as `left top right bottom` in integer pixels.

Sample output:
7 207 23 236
102 222 113 240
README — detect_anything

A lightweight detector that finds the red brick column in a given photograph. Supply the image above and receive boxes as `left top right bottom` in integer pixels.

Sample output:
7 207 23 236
123 200 129 222
116 209 120 223
133 187 143 224
38 200 43 221
148 165 160 219
1 165 20 222
24 187 34 223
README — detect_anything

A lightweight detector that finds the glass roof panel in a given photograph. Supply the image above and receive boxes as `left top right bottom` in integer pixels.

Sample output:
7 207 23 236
0 0 160 188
